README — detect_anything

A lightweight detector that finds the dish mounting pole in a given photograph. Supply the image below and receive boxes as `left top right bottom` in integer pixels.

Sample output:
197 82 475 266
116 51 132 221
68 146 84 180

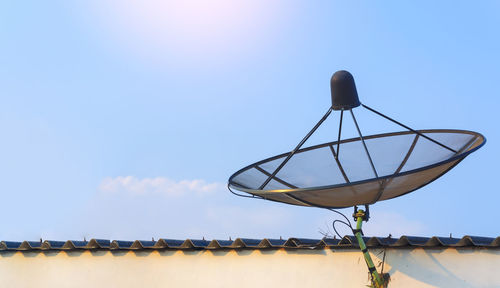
353 206 388 288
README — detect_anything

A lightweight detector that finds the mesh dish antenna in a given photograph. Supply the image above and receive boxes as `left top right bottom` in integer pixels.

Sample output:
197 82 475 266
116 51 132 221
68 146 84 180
228 70 485 209
227 70 485 287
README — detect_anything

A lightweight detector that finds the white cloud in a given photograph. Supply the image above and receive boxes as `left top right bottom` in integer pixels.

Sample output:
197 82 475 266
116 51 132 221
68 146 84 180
98 176 224 197
80 175 307 240
86 176 427 240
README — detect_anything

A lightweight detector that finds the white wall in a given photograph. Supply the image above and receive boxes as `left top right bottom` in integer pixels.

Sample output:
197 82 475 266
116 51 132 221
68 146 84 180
0 248 499 287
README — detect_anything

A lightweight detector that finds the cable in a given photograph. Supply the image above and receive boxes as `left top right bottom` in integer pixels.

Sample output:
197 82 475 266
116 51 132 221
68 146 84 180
326 208 353 239
227 184 260 199
332 220 352 239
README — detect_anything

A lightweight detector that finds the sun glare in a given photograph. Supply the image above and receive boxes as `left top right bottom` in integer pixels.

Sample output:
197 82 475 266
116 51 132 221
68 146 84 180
86 0 288 64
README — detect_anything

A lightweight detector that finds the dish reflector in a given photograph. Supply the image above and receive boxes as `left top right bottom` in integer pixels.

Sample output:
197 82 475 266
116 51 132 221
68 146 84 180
228 70 485 208
229 129 484 208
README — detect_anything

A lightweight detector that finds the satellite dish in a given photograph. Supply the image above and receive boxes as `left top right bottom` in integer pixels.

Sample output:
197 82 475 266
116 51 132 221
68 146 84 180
227 70 485 287
228 70 485 208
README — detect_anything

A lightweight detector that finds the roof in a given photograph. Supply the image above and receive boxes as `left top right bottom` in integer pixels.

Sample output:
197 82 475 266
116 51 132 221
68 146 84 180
1 235 499 251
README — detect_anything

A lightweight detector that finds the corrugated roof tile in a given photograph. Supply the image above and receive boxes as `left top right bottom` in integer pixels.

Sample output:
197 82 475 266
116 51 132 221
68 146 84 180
111 240 134 249
259 239 286 248
42 240 65 249
293 238 323 246
366 236 398 247
394 236 429 247
182 239 210 249
92 239 111 249
0 235 498 251
207 240 234 249
231 238 261 248
322 238 341 246
492 237 500 246
0 241 22 250
465 236 496 246
338 235 370 246
18 241 42 250
426 236 461 246
64 240 88 249
128 240 156 249
155 239 184 249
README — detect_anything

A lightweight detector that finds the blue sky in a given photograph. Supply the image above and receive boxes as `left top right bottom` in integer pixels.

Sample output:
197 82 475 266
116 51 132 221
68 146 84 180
0 1 499 241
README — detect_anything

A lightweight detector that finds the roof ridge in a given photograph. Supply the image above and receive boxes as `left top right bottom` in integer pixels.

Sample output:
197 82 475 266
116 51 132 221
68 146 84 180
1 235 498 251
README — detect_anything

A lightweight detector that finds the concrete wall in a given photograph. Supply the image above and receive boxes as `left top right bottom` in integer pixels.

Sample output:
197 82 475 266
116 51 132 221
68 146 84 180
0 248 499 287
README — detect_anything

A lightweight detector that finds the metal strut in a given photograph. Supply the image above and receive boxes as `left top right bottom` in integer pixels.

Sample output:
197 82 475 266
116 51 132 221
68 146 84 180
336 109 344 157
362 104 457 153
353 207 388 288
259 107 333 189
350 109 379 178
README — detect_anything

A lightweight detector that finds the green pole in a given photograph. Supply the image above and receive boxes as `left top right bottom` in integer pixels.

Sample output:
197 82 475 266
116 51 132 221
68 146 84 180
354 209 385 288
